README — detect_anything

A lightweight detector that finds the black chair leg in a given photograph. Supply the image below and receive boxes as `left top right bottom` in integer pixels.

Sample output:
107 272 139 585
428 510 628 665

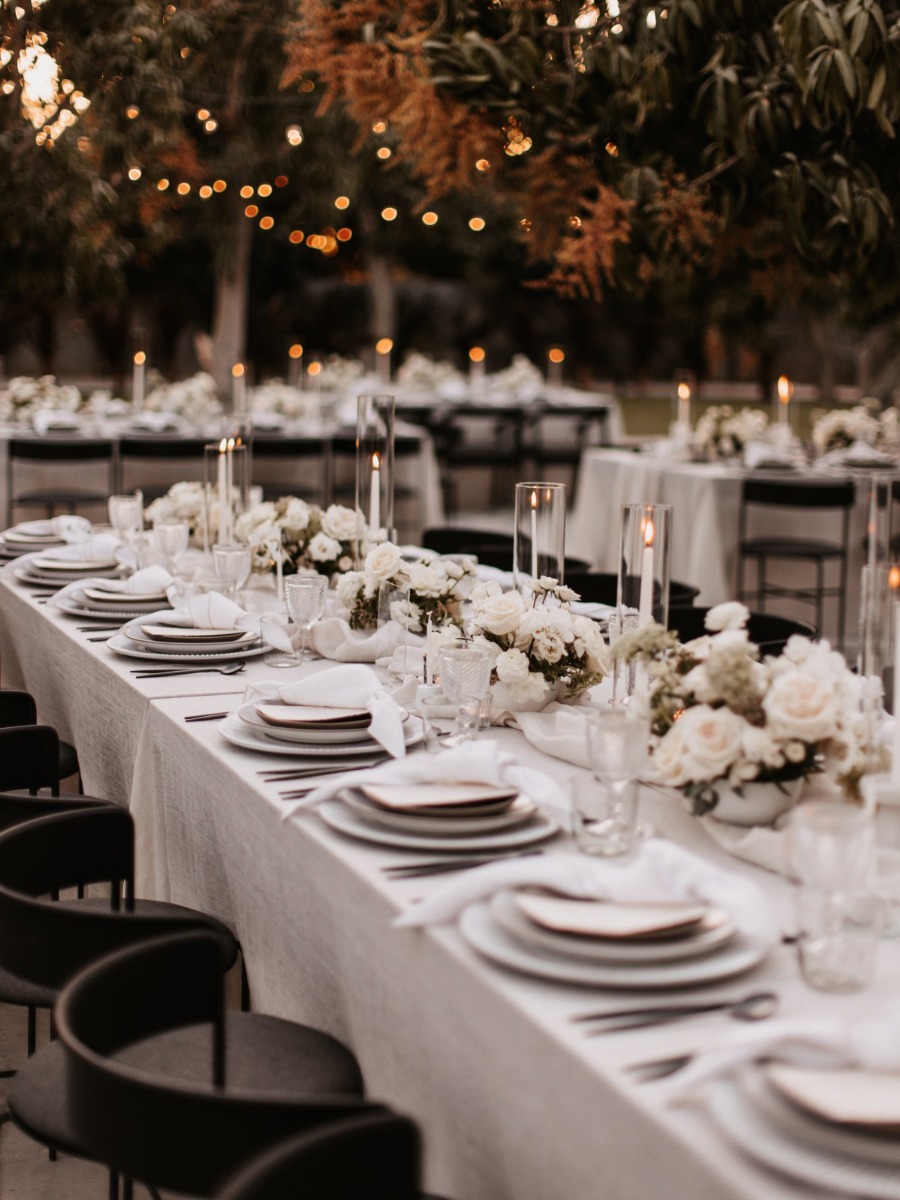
108 1170 119 1200
240 954 251 1012
27 1005 35 1057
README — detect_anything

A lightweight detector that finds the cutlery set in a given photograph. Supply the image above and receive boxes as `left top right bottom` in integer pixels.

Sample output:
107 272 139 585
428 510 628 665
130 662 247 679
382 850 543 879
572 989 779 1034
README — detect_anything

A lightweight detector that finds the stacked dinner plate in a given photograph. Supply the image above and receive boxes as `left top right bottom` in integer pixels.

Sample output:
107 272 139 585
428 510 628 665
705 1063 900 1198
56 581 174 621
459 892 769 988
318 779 559 852
106 623 270 664
0 521 68 561
13 549 124 589
219 701 422 763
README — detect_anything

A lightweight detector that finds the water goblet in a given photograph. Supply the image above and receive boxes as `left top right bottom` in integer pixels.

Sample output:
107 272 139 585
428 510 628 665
579 706 649 855
212 542 252 602
153 520 190 575
437 641 492 745
268 574 327 668
108 491 144 539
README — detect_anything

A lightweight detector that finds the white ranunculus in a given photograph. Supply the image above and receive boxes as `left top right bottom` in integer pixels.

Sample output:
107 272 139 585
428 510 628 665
308 532 342 563
473 588 527 637
516 607 573 664
704 601 750 633
763 670 839 743
321 504 359 542
364 542 403 581
390 598 423 631
672 705 746 783
571 616 609 673
335 570 364 607
405 562 446 598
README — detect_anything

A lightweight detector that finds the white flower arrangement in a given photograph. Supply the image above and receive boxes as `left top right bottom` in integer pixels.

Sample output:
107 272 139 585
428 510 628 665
234 498 359 577
143 371 222 423
336 541 476 631
395 352 465 391
811 404 885 455
486 354 543 402
0 375 82 422
313 354 365 392
144 481 215 545
251 380 319 421
692 405 769 459
467 577 609 708
613 602 868 815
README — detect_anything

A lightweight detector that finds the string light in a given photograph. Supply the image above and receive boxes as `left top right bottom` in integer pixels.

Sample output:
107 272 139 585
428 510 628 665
376 147 391 160
127 167 141 181
372 119 388 134
289 230 305 243
285 124 303 146
244 203 259 217
289 344 303 360
422 211 438 225
335 196 350 209
468 216 486 231
381 207 398 221
259 215 274 230
257 183 272 197
240 185 254 198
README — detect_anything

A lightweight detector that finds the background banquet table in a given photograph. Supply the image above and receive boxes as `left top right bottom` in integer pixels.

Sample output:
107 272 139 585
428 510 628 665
568 447 884 646
1 571 897 1199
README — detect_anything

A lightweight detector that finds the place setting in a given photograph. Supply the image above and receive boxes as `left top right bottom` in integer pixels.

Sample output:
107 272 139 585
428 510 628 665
0 518 74 561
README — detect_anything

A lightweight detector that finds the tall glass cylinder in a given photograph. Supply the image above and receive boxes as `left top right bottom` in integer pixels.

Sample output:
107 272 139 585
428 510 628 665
860 562 900 710
355 394 395 557
513 482 566 590
204 440 249 553
617 503 672 628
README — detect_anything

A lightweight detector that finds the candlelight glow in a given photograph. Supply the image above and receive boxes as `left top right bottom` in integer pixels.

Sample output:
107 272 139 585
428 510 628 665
531 489 538 511
375 338 393 356
232 363 245 379
469 346 485 363
777 375 791 405
133 351 146 366
677 381 691 401
371 452 381 470
890 566 900 591
548 348 565 364
643 518 655 548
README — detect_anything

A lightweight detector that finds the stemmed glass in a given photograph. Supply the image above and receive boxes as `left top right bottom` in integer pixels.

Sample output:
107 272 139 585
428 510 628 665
108 491 144 540
437 641 492 745
212 542 252 604
153 520 190 575
268 574 327 668
580 706 649 855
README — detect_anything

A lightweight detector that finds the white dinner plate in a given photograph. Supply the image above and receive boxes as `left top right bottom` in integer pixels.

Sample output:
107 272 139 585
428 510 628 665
55 596 170 620
458 901 768 989
767 1065 900 1131
31 555 120 572
238 701 376 745
255 703 372 729
340 790 537 836
704 1072 900 1198
318 799 559 852
218 713 423 758
82 588 170 605
14 566 122 587
489 891 736 965
123 626 259 655
106 634 271 663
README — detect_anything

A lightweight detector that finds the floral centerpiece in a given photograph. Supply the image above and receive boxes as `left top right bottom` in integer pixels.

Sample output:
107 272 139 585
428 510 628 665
251 380 319 421
613 602 868 817
486 354 542 402
145 482 213 545
692 405 769 459
143 371 222 423
235 498 358 577
0 375 82 422
811 403 888 455
467 577 609 710
313 354 365 392
335 541 476 631
395 351 465 391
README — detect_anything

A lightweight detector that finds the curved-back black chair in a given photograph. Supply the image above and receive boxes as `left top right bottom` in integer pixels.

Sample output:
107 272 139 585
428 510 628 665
420 527 588 575
116 435 210 502
0 724 65 795
667 606 816 656
54 930 375 1198
564 571 701 608
736 476 855 645
6 436 116 524
0 692 79 785
253 436 330 503
218 1112 422 1200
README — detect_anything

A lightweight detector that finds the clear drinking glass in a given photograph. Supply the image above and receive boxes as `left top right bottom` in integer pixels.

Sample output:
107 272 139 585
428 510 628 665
268 574 327 668
153 520 189 574
579 706 649 855
212 542 252 602
437 641 492 745
108 491 144 538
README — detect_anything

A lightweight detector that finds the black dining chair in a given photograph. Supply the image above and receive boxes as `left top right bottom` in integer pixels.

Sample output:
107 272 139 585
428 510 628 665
667 606 816 656
6 436 116 525
252 436 330 504
51 929 374 1199
116 435 210 502
736 476 855 646
564 571 700 608
0 691 80 787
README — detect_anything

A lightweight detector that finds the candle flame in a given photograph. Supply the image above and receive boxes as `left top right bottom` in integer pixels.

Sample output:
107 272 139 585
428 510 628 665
777 375 790 405
133 350 146 366
548 347 565 364
643 518 655 548
226 438 235 451
232 362 245 379
307 361 322 376
375 338 393 356
890 565 900 591
371 452 381 471
288 343 303 360
218 438 227 452
677 381 690 401
530 489 538 510
468 346 485 363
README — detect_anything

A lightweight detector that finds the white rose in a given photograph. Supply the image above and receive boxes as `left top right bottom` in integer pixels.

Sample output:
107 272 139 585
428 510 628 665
763 670 839 742
364 542 403 581
495 647 532 684
321 504 360 542
516 607 573 664
740 726 784 772
335 571 364 607
473 588 526 636
571 616 609 673
673 705 746 783
405 562 446 598
308 532 342 563
705 602 750 633
281 498 311 532
651 724 693 788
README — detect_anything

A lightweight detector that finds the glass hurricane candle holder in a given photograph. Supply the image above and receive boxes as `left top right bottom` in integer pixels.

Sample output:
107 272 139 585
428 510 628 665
617 503 672 628
203 440 249 553
513 481 566 593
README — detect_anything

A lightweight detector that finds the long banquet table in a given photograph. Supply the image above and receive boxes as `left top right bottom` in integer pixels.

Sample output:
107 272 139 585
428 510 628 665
1 571 898 1200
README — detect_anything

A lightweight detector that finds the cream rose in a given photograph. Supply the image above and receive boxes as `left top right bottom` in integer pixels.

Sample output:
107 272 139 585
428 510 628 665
651 723 693 788
308 532 342 563
281 497 311 532
704 601 749 633
321 504 359 542
671 705 746 783
472 588 527 637
762 670 839 742
364 542 403 581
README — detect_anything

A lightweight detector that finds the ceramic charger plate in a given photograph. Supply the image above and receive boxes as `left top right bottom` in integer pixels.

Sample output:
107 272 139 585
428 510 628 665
340 789 537 836
238 701 377 746
106 633 270 663
218 712 423 758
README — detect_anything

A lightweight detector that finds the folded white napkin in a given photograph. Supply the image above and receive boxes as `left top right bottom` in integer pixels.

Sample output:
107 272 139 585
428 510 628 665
32 411 80 436
311 617 423 663
36 532 123 564
513 703 592 767
50 515 93 543
130 411 185 432
50 564 175 606
251 664 406 757
743 440 796 470
393 840 779 949
820 439 896 466
129 592 291 652
282 737 571 822
663 1000 900 1097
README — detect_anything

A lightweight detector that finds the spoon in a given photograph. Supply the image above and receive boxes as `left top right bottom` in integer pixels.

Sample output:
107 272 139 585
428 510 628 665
574 989 778 1033
131 661 247 678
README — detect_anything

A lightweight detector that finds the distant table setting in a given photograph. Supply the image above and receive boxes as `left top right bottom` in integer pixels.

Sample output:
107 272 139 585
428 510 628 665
4 474 900 1200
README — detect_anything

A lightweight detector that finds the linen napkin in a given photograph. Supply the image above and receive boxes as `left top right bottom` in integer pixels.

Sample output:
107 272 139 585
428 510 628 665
31 411 80 436
662 1000 900 1097
392 841 779 948
282 737 571 822
49 515 93 543
2 531 129 579
130 411 185 433
513 703 593 767
50 564 176 607
127 592 292 652
249 663 407 757
310 617 423 664
820 439 895 467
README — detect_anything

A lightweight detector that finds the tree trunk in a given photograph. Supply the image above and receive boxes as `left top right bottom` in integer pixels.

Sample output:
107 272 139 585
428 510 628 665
211 209 253 400
367 252 396 342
